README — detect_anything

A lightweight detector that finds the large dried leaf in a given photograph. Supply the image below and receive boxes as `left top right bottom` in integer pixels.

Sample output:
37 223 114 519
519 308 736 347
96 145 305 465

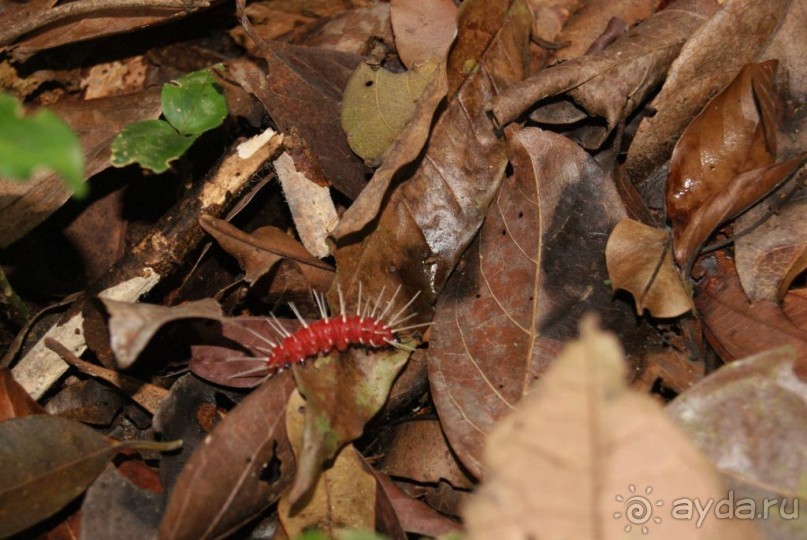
159 373 296 540
463 317 760 539
0 415 179 538
428 128 634 477
665 61 780 242
0 90 162 248
626 0 791 184
735 198 807 302
287 345 411 503
389 0 457 68
674 158 804 267
488 0 719 148
605 218 692 318
199 214 334 290
341 58 439 163
0 368 45 420
668 347 807 539
333 0 532 319
227 44 370 199
101 298 223 369
696 253 807 361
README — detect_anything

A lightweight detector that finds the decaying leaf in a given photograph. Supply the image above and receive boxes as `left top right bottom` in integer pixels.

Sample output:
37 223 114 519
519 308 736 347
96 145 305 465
735 197 807 302
159 373 296 540
626 0 791 184
428 127 635 477
0 415 179 538
341 58 439 163
668 347 807 540
390 0 457 68
463 317 761 539
605 218 692 318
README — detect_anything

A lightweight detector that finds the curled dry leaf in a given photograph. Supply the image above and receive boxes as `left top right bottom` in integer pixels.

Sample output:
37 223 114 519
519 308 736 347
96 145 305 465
605 218 692 318
0 367 45 420
626 0 790 184
696 253 807 361
0 415 180 538
341 58 439 163
488 0 719 148
673 157 803 268
199 214 334 290
332 0 531 318
666 60 780 250
668 347 806 540
101 298 222 369
463 316 761 540
735 197 807 302
159 373 296 540
390 0 457 68
428 128 635 477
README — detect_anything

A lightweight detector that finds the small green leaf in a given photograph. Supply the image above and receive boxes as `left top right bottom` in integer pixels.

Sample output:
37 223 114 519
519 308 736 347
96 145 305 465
0 93 86 196
110 119 196 173
161 67 228 136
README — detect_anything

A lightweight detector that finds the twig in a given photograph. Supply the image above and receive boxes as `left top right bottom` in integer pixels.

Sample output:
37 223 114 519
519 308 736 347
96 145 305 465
45 337 168 414
0 0 211 47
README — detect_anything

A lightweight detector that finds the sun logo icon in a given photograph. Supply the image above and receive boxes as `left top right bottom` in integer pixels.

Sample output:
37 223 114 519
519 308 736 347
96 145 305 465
613 484 663 534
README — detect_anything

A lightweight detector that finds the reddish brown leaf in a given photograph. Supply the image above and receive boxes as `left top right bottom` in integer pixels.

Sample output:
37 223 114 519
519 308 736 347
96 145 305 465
390 0 457 67
696 253 807 361
783 288 807 331
626 0 790 184
159 373 296 540
668 347 806 540
488 0 719 148
673 157 803 267
0 368 45 421
299 4 394 55
428 128 635 477
666 60 780 246
374 472 463 537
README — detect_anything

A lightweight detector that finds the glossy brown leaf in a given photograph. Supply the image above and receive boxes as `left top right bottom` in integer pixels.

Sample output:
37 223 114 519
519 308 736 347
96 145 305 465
488 0 719 148
464 317 760 539
666 60 780 243
0 415 179 538
673 157 803 267
199 214 334 290
668 347 806 540
332 0 532 321
735 197 807 302
0 367 45 420
102 298 223 369
159 373 296 540
626 0 790 184
390 0 457 68
605 218 692 318
428 128 635 477
696 253 807 361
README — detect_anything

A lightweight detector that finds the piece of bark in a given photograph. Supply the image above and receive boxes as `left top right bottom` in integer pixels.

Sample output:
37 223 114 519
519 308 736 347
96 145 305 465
11 132 283 399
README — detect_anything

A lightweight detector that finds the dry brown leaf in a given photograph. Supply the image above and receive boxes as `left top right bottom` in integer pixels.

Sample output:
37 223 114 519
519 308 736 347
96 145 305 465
668 347 806 540
428 127 635 477
488 0 719 148
374 472 463 537
605 218 692 318
783 288 807 330
673 158 803 268
0 368 45 421
390 0 457 68
696 253 807 361
665 60 779 238
626 0 791 184
464 316 761 539
735 198 807 302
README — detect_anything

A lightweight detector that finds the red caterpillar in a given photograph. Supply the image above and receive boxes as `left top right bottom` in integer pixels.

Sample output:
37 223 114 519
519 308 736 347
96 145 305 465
239 285 426 379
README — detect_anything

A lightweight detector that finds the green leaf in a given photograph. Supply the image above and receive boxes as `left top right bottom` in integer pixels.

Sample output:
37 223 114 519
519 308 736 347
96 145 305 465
0 415 180 537
0 93 86 196
161 67 228 136
110 119 196 173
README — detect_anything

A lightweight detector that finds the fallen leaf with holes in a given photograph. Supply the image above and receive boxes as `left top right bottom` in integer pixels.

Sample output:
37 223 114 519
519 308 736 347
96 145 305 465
606 218 692 318
341 57 439 163
390 0 457 68
428 127 636 477
668 346 807 540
